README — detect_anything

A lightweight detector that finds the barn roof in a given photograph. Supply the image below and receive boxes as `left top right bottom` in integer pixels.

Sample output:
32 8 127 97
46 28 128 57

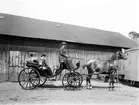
0 13 137 48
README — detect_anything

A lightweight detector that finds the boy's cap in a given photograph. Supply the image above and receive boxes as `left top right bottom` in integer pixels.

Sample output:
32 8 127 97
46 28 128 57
41 54 46 57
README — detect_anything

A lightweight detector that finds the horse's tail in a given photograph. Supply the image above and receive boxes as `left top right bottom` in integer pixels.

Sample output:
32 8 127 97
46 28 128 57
82 64 87 69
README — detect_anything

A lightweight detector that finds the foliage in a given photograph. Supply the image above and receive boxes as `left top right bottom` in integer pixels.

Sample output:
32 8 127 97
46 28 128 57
128 31 139 39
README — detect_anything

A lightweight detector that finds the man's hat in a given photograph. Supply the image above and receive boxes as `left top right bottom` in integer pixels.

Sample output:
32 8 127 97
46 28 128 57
61 42 67 46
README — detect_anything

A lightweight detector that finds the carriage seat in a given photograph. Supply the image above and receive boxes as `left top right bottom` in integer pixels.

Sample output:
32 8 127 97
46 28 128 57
26 61 40 69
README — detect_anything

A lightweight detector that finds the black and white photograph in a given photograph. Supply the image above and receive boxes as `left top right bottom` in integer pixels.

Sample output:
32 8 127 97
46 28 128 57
0 0 139 105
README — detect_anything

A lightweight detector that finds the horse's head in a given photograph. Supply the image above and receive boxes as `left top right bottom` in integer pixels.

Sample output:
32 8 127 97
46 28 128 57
111 49 127 60
116 49 127 60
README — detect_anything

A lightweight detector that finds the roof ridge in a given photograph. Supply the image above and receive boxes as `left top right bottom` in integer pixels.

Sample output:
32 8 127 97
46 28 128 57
0 13 137 48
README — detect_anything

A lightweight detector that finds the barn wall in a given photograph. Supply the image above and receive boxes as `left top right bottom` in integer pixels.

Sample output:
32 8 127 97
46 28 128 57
0 50 9 82
0 35 121 82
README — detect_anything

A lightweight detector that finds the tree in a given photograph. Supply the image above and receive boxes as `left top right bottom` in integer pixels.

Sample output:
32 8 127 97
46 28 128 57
128 31 139 39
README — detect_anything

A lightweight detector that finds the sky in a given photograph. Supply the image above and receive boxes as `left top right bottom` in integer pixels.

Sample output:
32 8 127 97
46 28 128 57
0 0 138 38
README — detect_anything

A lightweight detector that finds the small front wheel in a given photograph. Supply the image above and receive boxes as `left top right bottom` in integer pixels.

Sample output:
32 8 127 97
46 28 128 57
62 72 80 88
67 72 80 88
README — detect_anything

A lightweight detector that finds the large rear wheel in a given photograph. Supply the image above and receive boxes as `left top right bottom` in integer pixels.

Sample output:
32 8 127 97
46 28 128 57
62 72 70 88
18 68 40 90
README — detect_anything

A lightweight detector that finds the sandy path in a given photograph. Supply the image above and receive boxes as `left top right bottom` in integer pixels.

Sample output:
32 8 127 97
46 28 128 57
0 80 138 105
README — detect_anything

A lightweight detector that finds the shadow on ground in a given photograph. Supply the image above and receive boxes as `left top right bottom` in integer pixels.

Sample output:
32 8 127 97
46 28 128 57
37 84 84 91
39 84 63 89
119 80 139 88
37 83 120 91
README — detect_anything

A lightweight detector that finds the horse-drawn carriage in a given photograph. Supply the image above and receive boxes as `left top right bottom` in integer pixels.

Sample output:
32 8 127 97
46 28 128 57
18 49 127 90
18 60 83 90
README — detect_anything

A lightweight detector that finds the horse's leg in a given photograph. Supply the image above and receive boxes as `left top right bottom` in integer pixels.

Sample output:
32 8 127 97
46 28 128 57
88 75 93 89
86 66 93 89
86 76 89 89
86 77 88 87
108 80 111 91
108 75 113 91
112 79 115 90
112 82 114 90
86 75 92 89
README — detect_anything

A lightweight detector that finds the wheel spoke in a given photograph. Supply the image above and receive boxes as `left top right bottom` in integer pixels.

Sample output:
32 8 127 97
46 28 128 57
25 82 29 89
62 73 70 87
22 80 27 86
29 82 31 89
67 73 80 87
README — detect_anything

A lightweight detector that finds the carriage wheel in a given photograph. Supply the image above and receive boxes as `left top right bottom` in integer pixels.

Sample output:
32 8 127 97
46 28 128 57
39 76 47 86
18 68 40 90
75 72 83 86
67 72 80 88
62 72 70 88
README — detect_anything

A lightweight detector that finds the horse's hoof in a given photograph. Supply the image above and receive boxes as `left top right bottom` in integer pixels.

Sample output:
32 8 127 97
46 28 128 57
108 87 111 91
112 88 115 91
89 86 92 89
86 86 90 89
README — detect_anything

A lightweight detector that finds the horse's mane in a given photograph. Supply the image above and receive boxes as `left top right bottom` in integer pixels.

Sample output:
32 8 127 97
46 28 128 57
104 52 117 64
109 52 118 61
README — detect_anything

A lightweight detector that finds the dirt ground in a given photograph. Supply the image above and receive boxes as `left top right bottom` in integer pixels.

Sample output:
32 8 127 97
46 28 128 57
0 80 138 105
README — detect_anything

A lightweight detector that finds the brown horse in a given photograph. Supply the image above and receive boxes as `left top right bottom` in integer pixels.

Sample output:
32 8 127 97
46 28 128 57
82 50 127 89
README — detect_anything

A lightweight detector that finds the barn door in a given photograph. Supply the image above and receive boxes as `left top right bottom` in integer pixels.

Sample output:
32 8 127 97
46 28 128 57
9 51 41 82
0 51 9 82
9 51 28 82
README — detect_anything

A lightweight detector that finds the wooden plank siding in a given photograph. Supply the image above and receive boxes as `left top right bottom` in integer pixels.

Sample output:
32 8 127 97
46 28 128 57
0 50 9 82
0 44 118 82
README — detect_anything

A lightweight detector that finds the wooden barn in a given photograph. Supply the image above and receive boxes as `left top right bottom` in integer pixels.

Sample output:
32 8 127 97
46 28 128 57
0 13 137 82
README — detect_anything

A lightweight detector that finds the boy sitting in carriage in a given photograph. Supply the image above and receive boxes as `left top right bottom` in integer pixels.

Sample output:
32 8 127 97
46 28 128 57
38 54 53 76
